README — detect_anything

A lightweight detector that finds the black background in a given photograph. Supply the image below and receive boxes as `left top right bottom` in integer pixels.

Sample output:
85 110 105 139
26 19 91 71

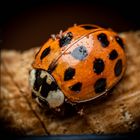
1 0 140 51
0 0 140 137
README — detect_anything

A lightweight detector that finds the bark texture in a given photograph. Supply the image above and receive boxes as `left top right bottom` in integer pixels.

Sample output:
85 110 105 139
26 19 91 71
0 31 140 135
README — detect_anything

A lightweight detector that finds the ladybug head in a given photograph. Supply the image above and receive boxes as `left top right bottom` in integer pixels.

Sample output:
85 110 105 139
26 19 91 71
29 69 64 108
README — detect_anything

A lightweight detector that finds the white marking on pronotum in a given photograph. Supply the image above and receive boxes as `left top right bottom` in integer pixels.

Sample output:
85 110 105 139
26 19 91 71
40 70 47 78
46 73 53 85
46 89 64 108
29 69 36 89
38 70 53 85
29 69 65 108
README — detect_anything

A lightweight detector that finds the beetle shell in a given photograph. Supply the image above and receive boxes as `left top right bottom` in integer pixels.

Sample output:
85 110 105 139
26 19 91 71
30 24 126 108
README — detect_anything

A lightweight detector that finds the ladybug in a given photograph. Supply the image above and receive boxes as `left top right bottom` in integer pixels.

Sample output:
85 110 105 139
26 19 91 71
29 24 126 109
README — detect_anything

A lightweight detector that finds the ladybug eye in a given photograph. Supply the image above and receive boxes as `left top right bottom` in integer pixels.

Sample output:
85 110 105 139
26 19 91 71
59 32 73 47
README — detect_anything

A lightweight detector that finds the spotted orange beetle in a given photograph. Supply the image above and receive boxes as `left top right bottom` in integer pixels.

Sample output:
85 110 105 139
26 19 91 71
29 24 126 109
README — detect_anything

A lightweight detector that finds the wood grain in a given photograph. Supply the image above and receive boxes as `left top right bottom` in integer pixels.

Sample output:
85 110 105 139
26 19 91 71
0 31 140 135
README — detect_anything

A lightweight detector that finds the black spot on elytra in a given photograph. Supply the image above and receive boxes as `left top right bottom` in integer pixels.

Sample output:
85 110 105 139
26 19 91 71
71 46 88 60
81 25 97 30
94 78 106 93
97 33 109 47
59 32 73 47
40 46 51 60
114 59 122 77
115 36 124 49
64 67 75 81
33 70 42 91
93 58 105 74
109 49 118 60
69 82 82 92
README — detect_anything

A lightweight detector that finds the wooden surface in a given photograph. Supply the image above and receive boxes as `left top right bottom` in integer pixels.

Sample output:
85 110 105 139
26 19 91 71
0 31 140 135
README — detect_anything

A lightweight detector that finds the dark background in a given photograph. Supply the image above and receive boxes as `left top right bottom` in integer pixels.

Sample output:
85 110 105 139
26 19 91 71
1 0 140 50
1 0 140 137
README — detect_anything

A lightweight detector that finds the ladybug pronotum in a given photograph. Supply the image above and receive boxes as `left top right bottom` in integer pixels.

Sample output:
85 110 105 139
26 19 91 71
29 24 126 109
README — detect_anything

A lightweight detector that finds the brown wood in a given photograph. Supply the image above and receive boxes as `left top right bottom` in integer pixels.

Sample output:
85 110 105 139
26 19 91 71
0 31 140 135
